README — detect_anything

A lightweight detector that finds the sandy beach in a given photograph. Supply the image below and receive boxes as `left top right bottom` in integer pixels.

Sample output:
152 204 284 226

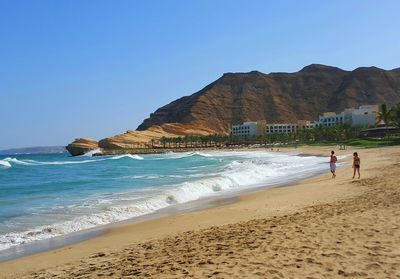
1 146 399 278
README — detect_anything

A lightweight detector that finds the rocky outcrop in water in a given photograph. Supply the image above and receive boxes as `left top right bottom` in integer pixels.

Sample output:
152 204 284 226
66 138 99 156
97 124 215 149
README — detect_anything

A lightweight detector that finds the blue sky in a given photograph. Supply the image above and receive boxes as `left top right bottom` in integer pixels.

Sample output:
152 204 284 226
1 0 399 149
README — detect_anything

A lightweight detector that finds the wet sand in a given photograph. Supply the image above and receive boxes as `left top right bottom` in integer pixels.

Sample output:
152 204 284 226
1 146 399 278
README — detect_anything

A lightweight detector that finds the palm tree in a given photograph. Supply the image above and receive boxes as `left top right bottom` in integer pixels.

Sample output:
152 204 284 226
390 103 400 128
177 137 183 148
160 137 167 148
377 104 391 127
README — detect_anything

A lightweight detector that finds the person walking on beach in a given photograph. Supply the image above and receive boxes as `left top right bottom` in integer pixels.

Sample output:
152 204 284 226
352 152 361 179
330 150 337 178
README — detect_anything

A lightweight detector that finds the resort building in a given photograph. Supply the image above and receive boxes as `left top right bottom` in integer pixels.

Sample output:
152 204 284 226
232 120 316 136
231 104 378 137
266 120 316 134
344 105 379 127
231 120 266 137
317 105 378 127
266 123 297 134
317 112 345 127
296 120 317 130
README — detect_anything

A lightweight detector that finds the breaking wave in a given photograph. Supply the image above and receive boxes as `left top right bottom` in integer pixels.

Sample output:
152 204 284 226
0 159 12 168
0 152 331 251
0 153 144 168
150 151 215 160
109 154 144 160
81 148 103 157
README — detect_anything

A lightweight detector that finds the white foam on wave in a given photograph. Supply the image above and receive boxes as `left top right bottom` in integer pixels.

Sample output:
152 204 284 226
151 151 214 160
0 157 33 166
337 154 350 160
0 159 12 168
81 148 103 157
0 152 331 251
2 157 102 166
0 153 144 168
118 172 212 180
110 154 144 160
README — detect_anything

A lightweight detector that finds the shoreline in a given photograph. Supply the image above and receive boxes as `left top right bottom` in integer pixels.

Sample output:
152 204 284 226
1 145 399 278
89 145 302 156
0 147 328 262
0 194 240 263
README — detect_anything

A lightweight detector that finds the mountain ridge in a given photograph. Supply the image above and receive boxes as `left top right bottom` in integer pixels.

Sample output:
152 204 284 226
137 64 400 133
67 64 400 155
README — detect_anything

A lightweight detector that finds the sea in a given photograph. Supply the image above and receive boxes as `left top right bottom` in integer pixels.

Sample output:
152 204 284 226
0 149 333 256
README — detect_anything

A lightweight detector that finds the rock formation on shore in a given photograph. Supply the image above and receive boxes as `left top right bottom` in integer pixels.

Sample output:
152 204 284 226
98 124 216 149
66 138 99 156
138 64 400 133
67 64 400 155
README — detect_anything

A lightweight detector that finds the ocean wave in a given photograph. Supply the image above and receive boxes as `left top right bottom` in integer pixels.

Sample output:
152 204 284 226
81 148 103 157
0 153 329 251
0 157 33 166
0 159 12 168
1 157 100 166
0 153 144 168
109 154 144 160
337 154 349 160
150 151 215 160
117 172 213 180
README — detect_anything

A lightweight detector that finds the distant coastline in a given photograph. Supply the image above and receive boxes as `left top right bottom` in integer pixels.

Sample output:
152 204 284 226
0 146 67 155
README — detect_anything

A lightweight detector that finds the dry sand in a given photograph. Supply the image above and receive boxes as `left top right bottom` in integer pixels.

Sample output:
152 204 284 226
1 146 399 278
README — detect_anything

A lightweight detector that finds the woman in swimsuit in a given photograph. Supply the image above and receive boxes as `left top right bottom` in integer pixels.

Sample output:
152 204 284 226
330 150 337 178
352 152 360 179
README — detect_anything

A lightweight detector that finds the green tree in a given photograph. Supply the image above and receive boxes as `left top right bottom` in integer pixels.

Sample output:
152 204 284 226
377 103 391 127
160 137 167 148
390 103 400 128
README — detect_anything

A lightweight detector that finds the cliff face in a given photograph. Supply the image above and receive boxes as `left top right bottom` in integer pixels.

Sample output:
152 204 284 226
137 64 400 134
97 124 215 149
66 138 99 156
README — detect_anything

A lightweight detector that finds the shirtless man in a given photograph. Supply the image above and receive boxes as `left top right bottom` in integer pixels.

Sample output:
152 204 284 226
330 150 337 178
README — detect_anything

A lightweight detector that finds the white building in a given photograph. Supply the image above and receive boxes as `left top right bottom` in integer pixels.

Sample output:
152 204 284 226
266 123 297 134
296 120 317 130
231 120 266 137
344 105 378 127
266 120 316 134
231 105 377 137
318 112 345 127
317 105 378 127
232 120 318 137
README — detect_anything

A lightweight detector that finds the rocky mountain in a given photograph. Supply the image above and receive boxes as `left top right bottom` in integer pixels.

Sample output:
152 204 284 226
138 64 400 134
67 64 400 155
